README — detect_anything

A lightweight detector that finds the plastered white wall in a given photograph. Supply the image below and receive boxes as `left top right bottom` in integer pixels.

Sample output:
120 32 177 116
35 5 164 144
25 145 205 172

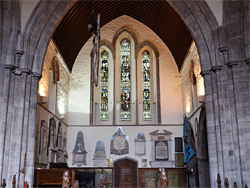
68 15 183 125
67 125 183 168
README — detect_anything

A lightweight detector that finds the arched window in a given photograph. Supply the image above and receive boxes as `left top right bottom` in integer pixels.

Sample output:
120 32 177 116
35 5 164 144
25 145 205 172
93 45 114 125
93 29 159 125
120 39 131 121
142 50 151 120
100 50 109 121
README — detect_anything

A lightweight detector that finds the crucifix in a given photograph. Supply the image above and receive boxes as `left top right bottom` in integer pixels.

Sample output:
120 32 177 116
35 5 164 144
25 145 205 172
88 10 100 87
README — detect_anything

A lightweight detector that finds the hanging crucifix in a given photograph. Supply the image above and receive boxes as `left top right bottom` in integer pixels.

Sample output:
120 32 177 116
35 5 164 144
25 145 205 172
88 10 100 87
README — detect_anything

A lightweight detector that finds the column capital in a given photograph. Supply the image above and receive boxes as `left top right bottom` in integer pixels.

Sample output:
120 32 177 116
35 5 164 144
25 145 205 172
3 64 15 71
13 68 31 75
200 70 211 77
32 72 42 79
212 65 223 72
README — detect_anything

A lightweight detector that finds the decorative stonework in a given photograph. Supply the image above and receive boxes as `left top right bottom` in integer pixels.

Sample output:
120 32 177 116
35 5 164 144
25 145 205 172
39 120 48 166
72 131 87 166
48 118 57 163
149 130 174 167
134 133 146 157
110 127 129 155
93 140 107 167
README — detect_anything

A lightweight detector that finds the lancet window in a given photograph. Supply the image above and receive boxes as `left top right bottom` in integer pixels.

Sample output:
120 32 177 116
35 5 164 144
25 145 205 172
100 50 109 121
142 51 151 120
120 39 131 121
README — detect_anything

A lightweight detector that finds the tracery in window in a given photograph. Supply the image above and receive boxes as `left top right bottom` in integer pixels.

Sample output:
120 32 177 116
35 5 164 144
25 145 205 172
120 39 131 121
142 51 151 120
100 50 109 121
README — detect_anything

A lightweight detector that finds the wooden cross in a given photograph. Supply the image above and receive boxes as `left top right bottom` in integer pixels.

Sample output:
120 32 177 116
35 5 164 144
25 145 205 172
88 10 100 87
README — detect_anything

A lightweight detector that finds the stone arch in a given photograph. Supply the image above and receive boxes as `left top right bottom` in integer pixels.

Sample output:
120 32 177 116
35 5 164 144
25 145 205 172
19 0 220 186
112 26 138 55
136 40 159 59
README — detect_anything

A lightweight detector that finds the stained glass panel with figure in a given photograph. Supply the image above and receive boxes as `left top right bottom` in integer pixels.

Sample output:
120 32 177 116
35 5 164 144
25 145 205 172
142 51 151 120
100 50 109 121
120 39 131 120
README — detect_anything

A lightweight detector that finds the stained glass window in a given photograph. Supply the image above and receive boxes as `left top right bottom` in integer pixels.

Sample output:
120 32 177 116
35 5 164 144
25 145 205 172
142 51 151 120
100 50 109 121
120 39 131 120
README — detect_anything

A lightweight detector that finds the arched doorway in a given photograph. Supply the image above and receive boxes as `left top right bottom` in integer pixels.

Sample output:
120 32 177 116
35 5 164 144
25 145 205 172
113 158 138 188
197 107 210 187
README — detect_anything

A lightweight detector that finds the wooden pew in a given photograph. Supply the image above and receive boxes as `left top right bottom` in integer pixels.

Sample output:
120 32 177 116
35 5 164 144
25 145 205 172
35 169 75 188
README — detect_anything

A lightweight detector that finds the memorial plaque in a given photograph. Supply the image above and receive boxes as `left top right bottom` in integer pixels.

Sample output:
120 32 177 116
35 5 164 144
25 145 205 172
114 136 125 150
136 142 145 154
155 141 168 160
168 171 181 188
175 137 183 152
175 153 184 167
48 118 57 163
39 120 49 165
93 140 107 167
110 127 129 155
134 133 146 156
72 131 87 166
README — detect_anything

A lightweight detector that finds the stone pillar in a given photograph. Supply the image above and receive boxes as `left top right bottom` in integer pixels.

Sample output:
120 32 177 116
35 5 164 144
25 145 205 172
6 69 30 187
201 70 219 187
0 65 15 181
24 72 41 187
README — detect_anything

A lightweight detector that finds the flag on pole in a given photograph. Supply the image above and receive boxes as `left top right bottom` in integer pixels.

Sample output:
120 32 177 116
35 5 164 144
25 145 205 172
183 116 196 164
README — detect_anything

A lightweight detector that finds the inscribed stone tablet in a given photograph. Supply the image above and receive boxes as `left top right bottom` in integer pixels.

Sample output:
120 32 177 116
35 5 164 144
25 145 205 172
114 136 125 150
75 154 84 162
155 141 168 160
136 142 145 154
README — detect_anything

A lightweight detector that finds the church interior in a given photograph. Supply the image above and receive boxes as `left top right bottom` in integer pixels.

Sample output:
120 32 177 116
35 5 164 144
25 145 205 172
0 0 250 188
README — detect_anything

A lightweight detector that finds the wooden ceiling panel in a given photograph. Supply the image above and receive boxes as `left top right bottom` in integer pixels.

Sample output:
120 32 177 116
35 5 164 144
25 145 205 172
52 1 192 72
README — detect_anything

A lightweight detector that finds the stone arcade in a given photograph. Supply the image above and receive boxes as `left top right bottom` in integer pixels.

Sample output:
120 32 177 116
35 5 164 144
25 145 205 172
0 0 250 187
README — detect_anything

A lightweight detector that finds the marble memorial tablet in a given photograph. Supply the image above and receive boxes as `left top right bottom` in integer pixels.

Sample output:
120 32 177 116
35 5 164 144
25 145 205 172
110 127 129 155
72 131 87 166
134 133 146 156
155 141 168 160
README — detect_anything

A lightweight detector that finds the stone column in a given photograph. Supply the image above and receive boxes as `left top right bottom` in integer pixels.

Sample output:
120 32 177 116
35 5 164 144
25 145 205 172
0 65 15 181
24 72 41 187
201 70 219 187
6 69 30 187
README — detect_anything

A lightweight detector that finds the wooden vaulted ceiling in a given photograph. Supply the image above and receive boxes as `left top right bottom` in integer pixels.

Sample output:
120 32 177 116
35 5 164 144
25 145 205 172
52 1 192 72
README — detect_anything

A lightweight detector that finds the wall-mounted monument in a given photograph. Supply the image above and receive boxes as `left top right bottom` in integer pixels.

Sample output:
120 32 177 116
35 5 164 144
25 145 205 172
149 129 174 167
72 131 87 166
134 133 146 157
39 120 49 167
48 118 57 163
110 127 129 155
93 140 107 166
63 134 68 163
56 122 64 163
